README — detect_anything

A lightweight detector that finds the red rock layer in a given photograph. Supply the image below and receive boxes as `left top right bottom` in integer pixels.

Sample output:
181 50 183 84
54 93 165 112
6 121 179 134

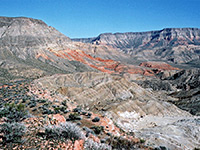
35 48 179 76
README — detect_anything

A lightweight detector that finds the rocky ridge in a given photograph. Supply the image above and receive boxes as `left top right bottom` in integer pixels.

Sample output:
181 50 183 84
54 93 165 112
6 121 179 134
0 17 182 83
73 28 200 65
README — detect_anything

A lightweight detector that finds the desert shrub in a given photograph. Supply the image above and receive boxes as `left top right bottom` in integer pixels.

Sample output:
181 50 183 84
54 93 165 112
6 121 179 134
61 100 68 107
92 117 100 122
73 107 82 113
154 146 168 150
63 110 69 114
41 105 53 115
54 107 61 113
87 112 92 117
68 113 82 120
59 106 67 112
76 122 82 125
44 122 85 141
38 99 47 103
0 122 26 144
83 126 95 137
59 122 85 140
100 139 107 143
140 138 145 143
29 102 36 108
54 106 67 113
0 103 28 122
22 99 26 103
42 109 49 115
81 111 87 115
90 126 104 135
106 132 112 136
84 139 111 150
44 125 62 139
108 136 137 150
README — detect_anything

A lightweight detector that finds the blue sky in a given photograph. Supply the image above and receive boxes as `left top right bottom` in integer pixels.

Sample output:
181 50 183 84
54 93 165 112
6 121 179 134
0 0 200 38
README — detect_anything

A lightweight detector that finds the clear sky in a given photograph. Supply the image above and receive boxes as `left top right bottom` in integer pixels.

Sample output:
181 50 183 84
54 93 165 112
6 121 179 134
0 0 200 38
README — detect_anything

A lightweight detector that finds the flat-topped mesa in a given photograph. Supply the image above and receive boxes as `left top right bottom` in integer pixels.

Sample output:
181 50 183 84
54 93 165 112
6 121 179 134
0 16 71 47
0 16 48 27
74 28 200 46
73 28 200 64
0 16 71 38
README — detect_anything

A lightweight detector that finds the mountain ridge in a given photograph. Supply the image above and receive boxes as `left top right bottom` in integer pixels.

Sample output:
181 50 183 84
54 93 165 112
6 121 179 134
73 27 200 65
73 27 200 39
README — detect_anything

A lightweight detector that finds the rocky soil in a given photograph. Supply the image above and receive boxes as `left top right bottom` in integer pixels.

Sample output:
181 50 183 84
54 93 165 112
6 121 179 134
0 79 151 149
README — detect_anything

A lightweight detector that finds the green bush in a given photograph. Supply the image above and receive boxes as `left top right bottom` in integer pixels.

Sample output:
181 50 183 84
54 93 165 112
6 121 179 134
0 103 28 122
140 138 145 143
0 122 26 144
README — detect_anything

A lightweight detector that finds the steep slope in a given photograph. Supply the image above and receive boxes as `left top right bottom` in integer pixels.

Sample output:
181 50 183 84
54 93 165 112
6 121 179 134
0 17 97 82
73 28 200 65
